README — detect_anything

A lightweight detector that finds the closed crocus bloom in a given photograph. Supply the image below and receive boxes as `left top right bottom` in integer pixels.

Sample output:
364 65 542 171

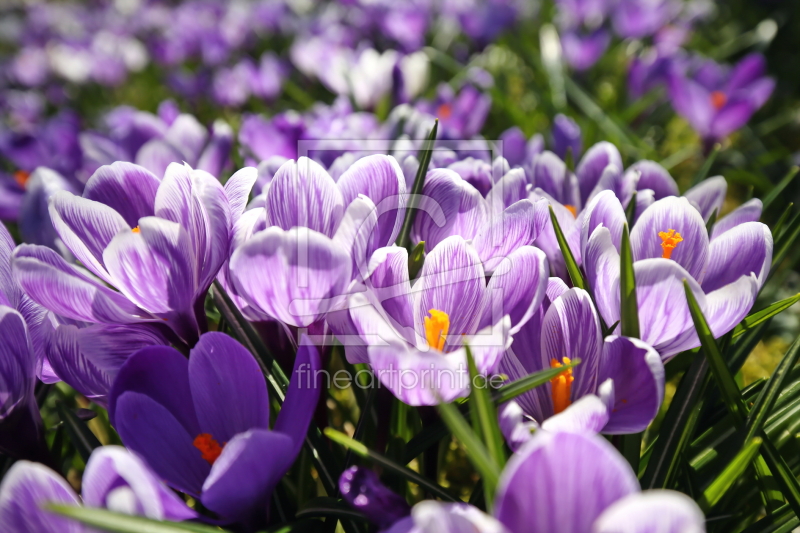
329 236 548 405
494 431 705 533
108 332 321 520
582 193 771 359
227 155 406 327
12 162 257 344
499 286 664 440
551 114 583 161
340 467 411 529
575 141 623 206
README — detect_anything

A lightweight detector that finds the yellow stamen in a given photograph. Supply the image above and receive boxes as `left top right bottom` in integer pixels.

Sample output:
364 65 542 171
424 309 450 352
193 433 224 465
658 229 683 259
564 205 577 218
550 357 574 414
131 226 140 233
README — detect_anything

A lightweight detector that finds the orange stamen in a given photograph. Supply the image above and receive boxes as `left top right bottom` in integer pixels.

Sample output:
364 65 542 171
550 357 574 414
131 226 140 233
658 229 683 259
13 170 30 188
193 433 224 465
436 103 452 120
564 205 577 218
424 309 450 352
711 91 727 110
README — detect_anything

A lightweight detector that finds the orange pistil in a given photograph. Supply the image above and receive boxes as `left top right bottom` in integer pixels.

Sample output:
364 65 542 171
710 91 727 111
550 357 574 414
436 103 452 120
131 226 140 233
13 170 30 188
564 205 578 218
193 433 224 465
658 229 683 259
424 309 450 352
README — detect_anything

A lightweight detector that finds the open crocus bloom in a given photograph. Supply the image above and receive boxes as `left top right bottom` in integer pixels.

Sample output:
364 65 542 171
329 235 549 405
495 431 705 533
499 286 664 440
11 161 258 344
108 332 321 520
583 193 772 359
0 446 195 533
410 168 548 273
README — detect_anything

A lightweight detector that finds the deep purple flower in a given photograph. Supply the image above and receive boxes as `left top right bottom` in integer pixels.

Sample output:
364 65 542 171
668 53 775 144
12 162 256 344
0 446 195 533
561 28 611 71
416 84 491 139
611 0 681 39
339 467 411 528
499 285 664 439
108 332 321 520
494 431 705 533
551 114 583 161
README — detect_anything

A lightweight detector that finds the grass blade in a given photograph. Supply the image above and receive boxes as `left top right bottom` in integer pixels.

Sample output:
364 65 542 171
690 143 721 186
625 191 637 227
466 345 507 473
46 505 228 533
733 294 800 339
771 202 793 240
493 359 580 404
548 205 586 290
772 211 800 270
324 429 456 502
395 120 438 249
619 223 639 338
296 498 370 522
55 401 101 463
699 437 762 510
762 166 799 211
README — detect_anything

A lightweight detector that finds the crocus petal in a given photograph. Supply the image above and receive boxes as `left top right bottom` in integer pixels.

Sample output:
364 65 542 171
587 165 625 207
164 114 208 163
710 99 756 141
155 163 231 291
274 336 322 456
599 336 665 434
201 429 295 519
593 491 705 533
631 196 709 281
0 461 82 533
460 317 511 375
540 394 609 434
634 259 706 359
82 445 195 521
479 246 548 333
531 151 575 207
230 227 352 327
705 274 759 340
135 140 184 179
414 235 486 341
266 157 344 237
576 142 622 205
189 332 270 443
336 154 406 249
367 246 415 335
339 466 411 529
683 176 727 221
542 288 603 402
49 191 129 284
531 191 582 280
83 162 160 228
46 323 166 407
114 391 209 497
494 431 639 533
333 195 380 280
406 501 509 533
711 198 762 239
196 120 233 177
485 168 528 214
581 189 626 256
0 307 35 419
223 166 258 226
498 401 538 452
369 343 468 406
625 160 678 200
703 222 772 292
473 199 548 273
668 75 713 138
12 244 151 325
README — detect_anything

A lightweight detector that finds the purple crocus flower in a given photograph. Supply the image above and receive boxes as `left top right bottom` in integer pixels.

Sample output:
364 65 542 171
329 235 548 405
108 332 321 521
416 84 491 139
339 467 411 529
583 193 771 359
551 114 582 161
499 285 664 439
0 446 195 533
494 431 706 533
12 162 256 344
227 156 407 328
611 0 681 39
668 53 775 146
